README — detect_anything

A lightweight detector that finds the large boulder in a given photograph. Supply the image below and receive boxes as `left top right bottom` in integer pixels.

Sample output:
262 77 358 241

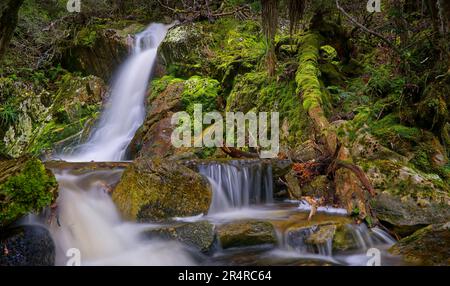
0 157 58 228
389 222 450 266
0 225 55 266
128 75 220 160
363 159 450 236
216 220 277 249
112 158 212 222
142 221 215 253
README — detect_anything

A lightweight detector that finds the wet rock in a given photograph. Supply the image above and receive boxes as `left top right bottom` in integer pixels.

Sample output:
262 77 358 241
0 225 55 266
142 221 215 253
358 158 450 236
62 23 144 81
371 193 450 237
127 80 184 159
217 220 277 249
112 158 212 222
306 224 336 245
332 224 359 252
389 222 450 266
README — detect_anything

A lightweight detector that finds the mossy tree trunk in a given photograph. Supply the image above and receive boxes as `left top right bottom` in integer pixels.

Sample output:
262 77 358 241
295 32 371 220
0 0 24 61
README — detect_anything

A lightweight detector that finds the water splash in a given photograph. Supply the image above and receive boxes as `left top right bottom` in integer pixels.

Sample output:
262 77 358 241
50 170 194 266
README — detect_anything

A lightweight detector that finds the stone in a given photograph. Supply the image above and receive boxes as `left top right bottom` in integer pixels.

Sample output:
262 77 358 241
216 220 277 249
306 224 336 245
389 222 450 266
0 225 55 266
112 158 212 222
371 193 450 237
142 221 215 253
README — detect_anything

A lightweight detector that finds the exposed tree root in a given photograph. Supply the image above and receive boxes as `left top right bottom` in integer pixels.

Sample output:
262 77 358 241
295 31 376 222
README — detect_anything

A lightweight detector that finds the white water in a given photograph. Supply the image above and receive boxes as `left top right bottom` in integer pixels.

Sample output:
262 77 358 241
198 161 274 214
51 171 194 266
50 23 196 266
61 23 170 162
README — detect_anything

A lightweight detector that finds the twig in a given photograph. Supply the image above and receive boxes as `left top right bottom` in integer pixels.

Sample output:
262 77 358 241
335 0 402 56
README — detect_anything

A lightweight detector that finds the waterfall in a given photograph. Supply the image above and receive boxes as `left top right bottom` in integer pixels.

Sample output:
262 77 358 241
198 160 274 214
49 23 195 265
60 23 170 162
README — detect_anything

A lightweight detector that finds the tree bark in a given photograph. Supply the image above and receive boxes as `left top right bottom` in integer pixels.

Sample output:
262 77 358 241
0 0 24 61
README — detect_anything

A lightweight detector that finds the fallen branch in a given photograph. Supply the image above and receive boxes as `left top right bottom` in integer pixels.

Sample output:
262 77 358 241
335 0 402 56
221 147 260 158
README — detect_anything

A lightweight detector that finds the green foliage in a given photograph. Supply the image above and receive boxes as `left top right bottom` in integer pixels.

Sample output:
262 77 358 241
0 158 57 227
0 103 19 128
75 28 98 47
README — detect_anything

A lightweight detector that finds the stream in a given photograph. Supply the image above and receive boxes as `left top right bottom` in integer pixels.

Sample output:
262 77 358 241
46 23 406 266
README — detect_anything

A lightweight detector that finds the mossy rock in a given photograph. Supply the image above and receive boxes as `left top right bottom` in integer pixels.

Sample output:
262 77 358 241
0 225 55 266
0 157 58 228
389 222 450 265
142 221 215 253
62 22 140 81
332 224 359 252
112 158 212 222
217 220 277 249
306 224 336 245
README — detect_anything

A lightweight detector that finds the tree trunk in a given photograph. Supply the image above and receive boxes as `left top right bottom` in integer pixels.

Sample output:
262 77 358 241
295 32 372 220
0 0 24 61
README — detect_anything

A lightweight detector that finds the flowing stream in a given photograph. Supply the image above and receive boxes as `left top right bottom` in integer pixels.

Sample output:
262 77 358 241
46 23 403 266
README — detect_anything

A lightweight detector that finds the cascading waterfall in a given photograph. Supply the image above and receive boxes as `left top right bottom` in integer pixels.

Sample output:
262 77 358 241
60 23 169 162
198 160 274 214
49 23 195 265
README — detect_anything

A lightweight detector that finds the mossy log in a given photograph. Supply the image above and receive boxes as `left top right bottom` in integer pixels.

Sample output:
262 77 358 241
295 32 373 220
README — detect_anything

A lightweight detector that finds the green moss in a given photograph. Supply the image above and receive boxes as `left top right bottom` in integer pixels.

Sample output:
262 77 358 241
0 158 57 228
181 76 220 114
371 114 421 142
74 28 98 47
295 33 323 112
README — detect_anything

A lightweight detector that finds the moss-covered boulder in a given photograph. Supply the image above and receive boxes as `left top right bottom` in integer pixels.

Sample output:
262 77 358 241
389 222 450 266
112 158 212 222
0 157 58 228
0 225 55 266
217 220 277 249
142 221 215 253
128 75 220 159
